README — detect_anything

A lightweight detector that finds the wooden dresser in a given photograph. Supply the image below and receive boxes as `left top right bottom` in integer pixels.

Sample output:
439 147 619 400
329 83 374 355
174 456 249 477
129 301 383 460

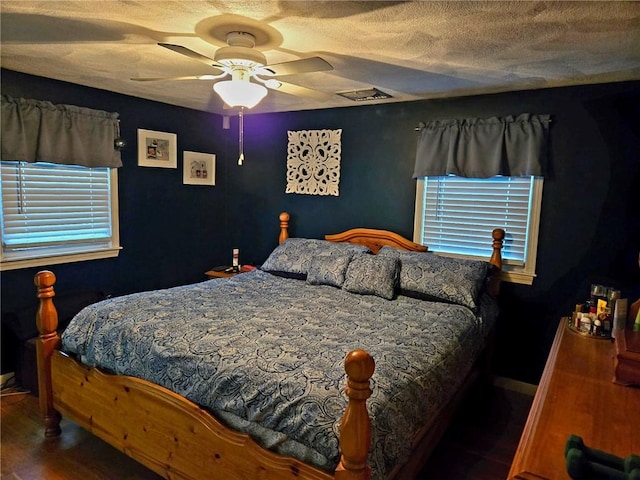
508 318 640 479
205 266 254 279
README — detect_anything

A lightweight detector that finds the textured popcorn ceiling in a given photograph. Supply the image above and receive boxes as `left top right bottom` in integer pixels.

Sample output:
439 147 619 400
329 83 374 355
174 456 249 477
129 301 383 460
1 1 639 115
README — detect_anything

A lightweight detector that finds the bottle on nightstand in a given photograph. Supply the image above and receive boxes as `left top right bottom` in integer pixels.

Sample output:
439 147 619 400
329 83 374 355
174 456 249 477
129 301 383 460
232 248 240 273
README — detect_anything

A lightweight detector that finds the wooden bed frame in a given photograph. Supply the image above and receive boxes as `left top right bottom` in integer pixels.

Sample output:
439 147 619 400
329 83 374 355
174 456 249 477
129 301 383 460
34 211 504 480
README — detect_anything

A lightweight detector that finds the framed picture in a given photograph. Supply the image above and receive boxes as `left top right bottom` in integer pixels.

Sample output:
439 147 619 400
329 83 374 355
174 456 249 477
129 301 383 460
183 151 215 186
138 129 177 168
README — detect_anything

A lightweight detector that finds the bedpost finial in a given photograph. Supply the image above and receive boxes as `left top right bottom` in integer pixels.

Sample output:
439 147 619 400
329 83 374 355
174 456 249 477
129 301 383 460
344 349 375 383
337 349 374 479
34 271 58 335
490 229 505 269
279 212 290 244
34 270 56 290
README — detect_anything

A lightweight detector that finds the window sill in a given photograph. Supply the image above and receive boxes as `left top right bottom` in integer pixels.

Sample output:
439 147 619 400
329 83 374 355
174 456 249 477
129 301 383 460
500 269 535 286
0 247 122 271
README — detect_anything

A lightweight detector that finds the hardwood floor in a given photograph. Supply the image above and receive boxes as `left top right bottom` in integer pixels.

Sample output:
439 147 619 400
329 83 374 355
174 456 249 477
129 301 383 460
1 386 161 480
1 383 532 479
419 384 533 479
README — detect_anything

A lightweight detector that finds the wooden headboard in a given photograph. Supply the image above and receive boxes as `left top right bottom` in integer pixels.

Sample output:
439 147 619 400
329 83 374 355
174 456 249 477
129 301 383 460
325 228 427 254
277 211 505 295
278 211 503 267
279 212 426 254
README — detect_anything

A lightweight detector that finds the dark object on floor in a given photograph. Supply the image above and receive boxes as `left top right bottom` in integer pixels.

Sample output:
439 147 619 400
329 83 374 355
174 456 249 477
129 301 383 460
565 435 640 480
2 289 108 395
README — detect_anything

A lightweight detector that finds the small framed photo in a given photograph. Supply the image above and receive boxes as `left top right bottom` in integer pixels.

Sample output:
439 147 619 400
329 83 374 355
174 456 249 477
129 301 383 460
138 129 177 168
183 151 215 186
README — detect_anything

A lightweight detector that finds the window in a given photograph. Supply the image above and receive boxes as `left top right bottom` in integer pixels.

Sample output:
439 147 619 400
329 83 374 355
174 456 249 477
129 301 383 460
0 161 121 271
414 175 543 285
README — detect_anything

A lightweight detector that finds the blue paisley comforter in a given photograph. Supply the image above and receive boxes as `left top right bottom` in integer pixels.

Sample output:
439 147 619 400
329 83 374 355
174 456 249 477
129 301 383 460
62 269 497 479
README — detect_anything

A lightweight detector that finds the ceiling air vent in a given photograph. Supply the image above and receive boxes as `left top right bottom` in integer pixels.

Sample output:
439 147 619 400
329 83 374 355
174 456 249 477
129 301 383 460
337 88 393 102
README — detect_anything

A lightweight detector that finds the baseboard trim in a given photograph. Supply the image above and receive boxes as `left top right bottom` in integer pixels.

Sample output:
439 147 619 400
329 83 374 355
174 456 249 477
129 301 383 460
492 375 537 396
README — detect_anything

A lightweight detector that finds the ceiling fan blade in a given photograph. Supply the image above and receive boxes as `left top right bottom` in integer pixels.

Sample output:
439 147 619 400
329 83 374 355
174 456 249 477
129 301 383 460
268 81 334 100
261 57 333 77
158 43 224 71
131 74 223 82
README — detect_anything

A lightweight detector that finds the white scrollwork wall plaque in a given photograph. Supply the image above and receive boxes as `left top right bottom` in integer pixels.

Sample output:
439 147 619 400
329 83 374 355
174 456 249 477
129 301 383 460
286 129 342 196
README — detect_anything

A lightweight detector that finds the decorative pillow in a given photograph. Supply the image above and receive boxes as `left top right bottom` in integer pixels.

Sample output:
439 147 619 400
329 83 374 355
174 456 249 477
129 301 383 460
379 246 489 311
260 238 370 278
306 254 353 288
342 254 399 300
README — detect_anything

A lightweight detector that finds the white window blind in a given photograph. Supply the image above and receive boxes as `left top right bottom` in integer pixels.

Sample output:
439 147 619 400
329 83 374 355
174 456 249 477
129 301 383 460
1 161 117 267
419 176 533 263
415 175 543 284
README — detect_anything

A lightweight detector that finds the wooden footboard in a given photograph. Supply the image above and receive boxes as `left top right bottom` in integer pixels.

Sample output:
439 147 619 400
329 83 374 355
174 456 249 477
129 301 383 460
34 269 375 480
48 347 337 480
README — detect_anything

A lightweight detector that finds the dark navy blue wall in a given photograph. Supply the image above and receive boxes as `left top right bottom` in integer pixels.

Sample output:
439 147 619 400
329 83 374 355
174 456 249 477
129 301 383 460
228 82 640 384
2 68 639 384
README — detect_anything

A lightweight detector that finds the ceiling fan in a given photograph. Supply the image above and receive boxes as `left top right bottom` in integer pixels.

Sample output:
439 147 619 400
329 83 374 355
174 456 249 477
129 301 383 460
132 30 334 109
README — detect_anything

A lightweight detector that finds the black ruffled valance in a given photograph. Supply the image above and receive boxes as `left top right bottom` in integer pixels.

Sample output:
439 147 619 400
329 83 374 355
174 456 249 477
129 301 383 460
1 94 122 168
413 113 550 179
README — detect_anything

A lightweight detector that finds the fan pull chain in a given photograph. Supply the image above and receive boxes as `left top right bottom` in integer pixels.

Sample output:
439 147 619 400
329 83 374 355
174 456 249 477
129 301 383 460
238 107 244 166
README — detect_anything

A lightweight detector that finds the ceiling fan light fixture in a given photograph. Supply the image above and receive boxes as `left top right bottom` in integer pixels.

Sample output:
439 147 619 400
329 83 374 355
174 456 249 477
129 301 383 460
214 80 268 109
214 32 267 67
215 48 266 68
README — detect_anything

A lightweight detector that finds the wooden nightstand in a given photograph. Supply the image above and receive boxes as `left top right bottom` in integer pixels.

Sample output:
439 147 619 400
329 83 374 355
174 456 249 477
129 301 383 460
205 266 254 279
